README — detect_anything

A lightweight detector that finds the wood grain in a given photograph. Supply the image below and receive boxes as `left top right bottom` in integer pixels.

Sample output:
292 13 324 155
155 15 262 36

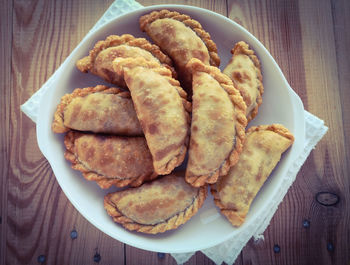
297 0 350 262
1 1 13 264
228 0 350 265
1 0 349 264
4 0 124 264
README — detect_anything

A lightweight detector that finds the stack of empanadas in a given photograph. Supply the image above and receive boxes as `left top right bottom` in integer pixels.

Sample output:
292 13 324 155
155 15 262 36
51 9 294 234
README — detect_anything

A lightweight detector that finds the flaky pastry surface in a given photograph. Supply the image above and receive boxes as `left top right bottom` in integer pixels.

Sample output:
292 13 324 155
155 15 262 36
52 85 142 135
140 9 220 93
211 124 294 226
64 131 157 189
223 41 264 122
104 173 207 234
113 57 191 175
185 58 247 187
76 34 175 87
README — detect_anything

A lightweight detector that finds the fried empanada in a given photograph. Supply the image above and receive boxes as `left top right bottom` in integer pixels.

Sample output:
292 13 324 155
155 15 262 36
76 34 175 87
140 9 220 92
185 58 247 187
104 172 207 234
52 85 142 136
113 57 191 175
223 41 264 122
64 131 157 188
211 124 294 227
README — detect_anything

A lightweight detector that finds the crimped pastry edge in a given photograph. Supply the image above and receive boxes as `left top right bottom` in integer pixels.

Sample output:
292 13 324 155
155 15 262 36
76 34 176 80
51 85 128 133
103 182 207 234
139 9 220 67
63 131 158 189
230 41 264 122
246 124 295 142
210 185 245 227
211 123 294 227
185 58 248 187
113 57 192 175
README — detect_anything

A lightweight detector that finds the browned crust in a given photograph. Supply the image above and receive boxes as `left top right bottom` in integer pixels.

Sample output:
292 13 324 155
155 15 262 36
113 57 191 112
139 9 220 67
104 184 207 234
51 85 129 133
185 58 247 187
113 57 192 174
210 185 245 227
210 124 294 227
63 131 158 189
231 41 264 122
245 124 295 142
76 34 177 79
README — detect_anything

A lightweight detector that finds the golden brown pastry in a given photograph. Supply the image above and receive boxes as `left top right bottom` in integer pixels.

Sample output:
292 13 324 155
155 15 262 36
104 172 207 234
64 131 157 188
52 85 142 136
76 34 175 87
113 57 191 175
185 58 247 187
211 124 294 227
140 9 220 92
223 41 264 122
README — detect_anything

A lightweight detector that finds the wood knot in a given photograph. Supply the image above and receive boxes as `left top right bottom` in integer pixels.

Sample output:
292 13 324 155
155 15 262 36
315 191 340 206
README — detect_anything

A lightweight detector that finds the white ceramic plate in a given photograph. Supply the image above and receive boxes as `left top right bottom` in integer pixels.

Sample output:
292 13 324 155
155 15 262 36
36 5 305 253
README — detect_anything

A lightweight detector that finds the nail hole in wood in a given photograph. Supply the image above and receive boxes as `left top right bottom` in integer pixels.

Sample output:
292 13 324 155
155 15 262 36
70 229 78 240
94 248 101 263
37 255 46 263
302 219 310 228
327 242 334 252
157 252 165 259
315 192 340 206
273 244 280 253
93 252 101 263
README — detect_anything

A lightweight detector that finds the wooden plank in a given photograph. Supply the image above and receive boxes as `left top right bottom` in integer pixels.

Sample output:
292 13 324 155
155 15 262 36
7 0 124 264
125 248 178 265
227 0 306 97
297 1 350 263
227 1 311 264
140 0 227 13
226 0 350 264
124 249 226 265
0 1 13 264
332 0 350 155
328 0 350 263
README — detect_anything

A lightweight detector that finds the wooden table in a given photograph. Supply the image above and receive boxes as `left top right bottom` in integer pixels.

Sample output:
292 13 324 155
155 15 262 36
1 0 349 264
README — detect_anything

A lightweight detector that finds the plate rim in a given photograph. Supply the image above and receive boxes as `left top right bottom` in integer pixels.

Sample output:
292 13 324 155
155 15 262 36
36 4 305 253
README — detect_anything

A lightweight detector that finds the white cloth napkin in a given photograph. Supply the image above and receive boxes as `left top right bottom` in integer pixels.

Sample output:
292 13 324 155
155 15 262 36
20 1 328 264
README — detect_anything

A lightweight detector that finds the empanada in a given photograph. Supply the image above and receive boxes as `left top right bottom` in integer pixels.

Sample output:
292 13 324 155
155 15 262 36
52 85 142 135
64 131 157 188
140 9 220 92
104 172 207 234
185 58 247 187
113 57 191 175
223 41 264 122
76 34 175 87
211 124 294 227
